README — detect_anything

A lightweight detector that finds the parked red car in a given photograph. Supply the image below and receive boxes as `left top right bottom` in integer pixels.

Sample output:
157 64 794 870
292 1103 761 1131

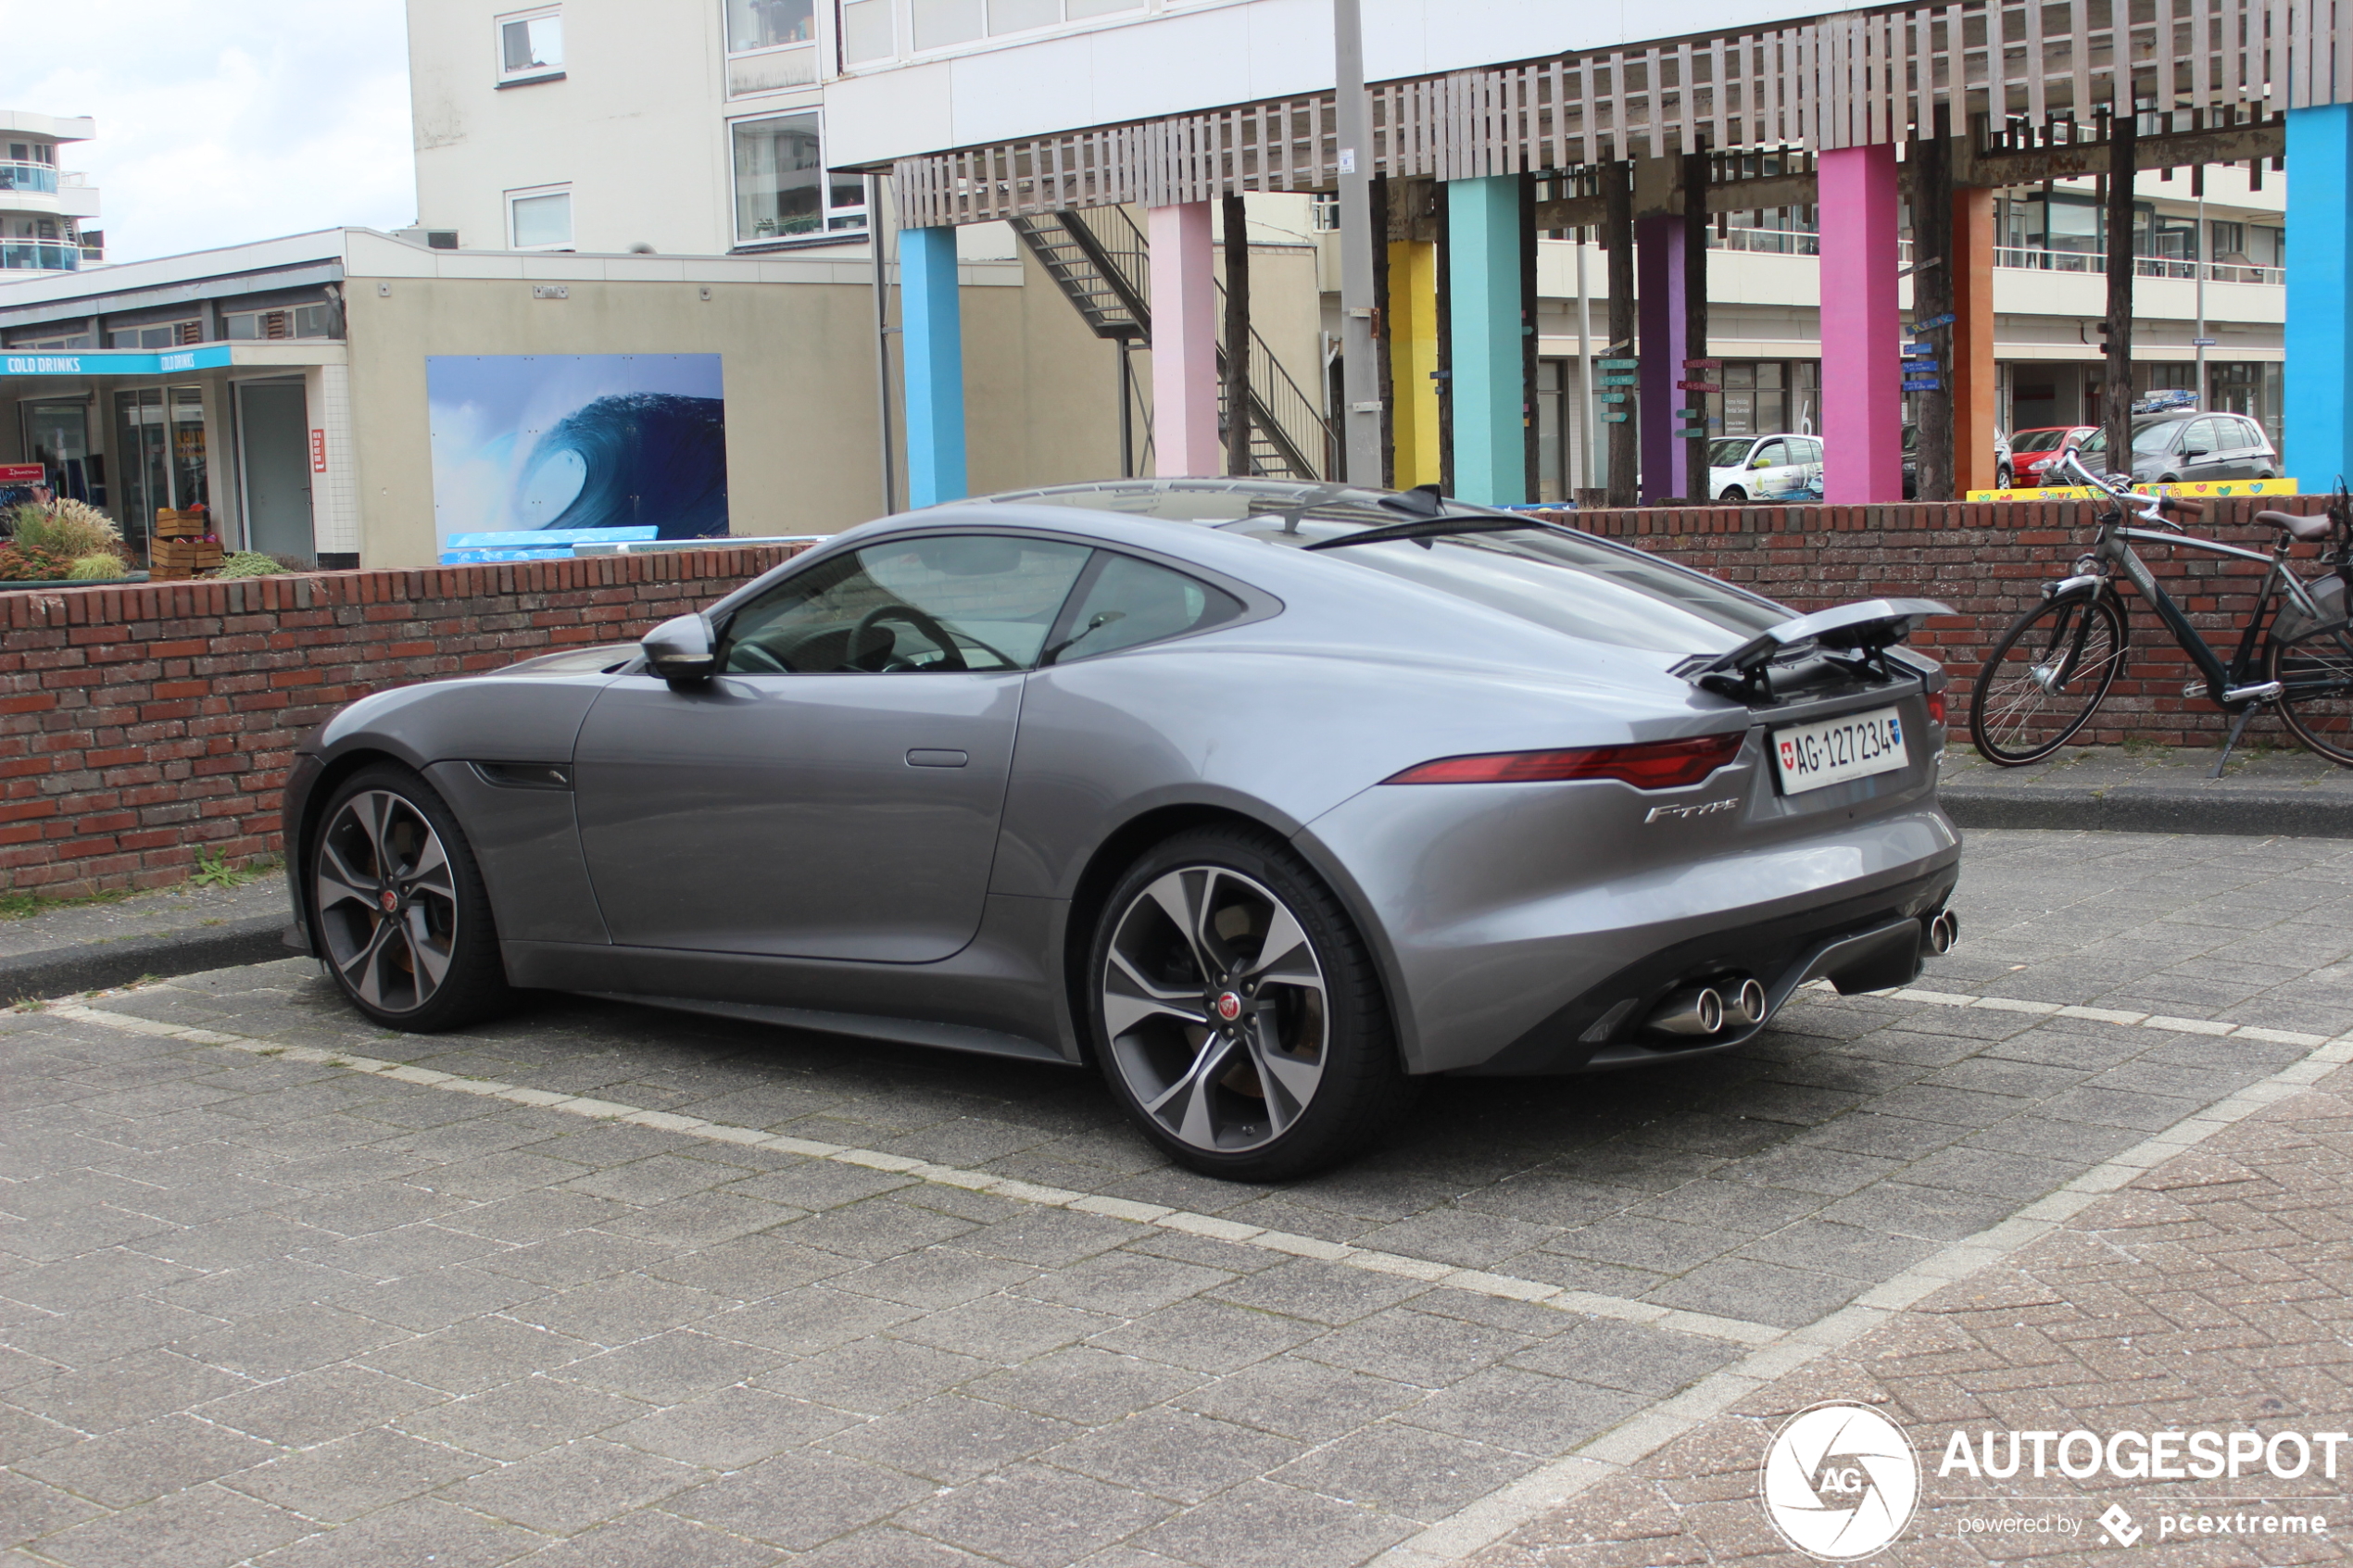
2000 426 2097 488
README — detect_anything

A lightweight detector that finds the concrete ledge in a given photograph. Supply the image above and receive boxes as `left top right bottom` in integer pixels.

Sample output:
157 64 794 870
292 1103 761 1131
0 914 295 1004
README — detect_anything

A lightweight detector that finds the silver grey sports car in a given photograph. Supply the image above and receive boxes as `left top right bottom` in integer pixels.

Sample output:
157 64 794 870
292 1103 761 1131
283 479 1961 1179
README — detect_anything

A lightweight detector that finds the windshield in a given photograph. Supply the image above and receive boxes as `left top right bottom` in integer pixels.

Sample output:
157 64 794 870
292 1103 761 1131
977 480 1790 656
1708 438 1755 468
2011 429 2074 453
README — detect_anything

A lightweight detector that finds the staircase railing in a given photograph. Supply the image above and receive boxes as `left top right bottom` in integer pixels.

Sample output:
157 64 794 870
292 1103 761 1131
1012 206 1335 481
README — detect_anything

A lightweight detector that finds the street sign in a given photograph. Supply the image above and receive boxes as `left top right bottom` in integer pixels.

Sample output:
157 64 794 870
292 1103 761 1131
1599 392 1629 402
1901 345 1936 358
1599 374 1639 386
1676 381 1723 393
1903 378 1944 392
1677 407 1707 419
1601 410 1630 422
2191 336 2218 347
1681 358 1722 369
1914 312 1956 329
1597 358 1639 369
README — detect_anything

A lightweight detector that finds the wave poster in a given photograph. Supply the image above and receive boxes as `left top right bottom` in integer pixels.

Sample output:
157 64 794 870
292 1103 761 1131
426 354 729 551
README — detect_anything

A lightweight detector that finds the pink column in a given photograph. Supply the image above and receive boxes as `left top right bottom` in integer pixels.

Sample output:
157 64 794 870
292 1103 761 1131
1149 201 1222 477
1817 144 1904 504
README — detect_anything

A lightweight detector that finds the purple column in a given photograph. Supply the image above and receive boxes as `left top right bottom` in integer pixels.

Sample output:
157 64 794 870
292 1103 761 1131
1818 144 1904 504
1636 215 1687 505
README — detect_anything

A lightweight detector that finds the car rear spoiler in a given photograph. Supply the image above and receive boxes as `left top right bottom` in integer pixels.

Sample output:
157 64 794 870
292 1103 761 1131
1674 597 1952 703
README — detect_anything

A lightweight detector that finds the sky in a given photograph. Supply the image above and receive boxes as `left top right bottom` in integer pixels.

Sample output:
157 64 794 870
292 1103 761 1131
2 0 417 264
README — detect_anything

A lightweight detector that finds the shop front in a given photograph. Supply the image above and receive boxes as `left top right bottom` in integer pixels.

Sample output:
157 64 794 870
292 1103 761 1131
1 344 333 566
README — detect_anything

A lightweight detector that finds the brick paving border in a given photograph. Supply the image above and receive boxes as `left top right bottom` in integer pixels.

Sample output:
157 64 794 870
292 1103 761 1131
1458 1060 2353 1568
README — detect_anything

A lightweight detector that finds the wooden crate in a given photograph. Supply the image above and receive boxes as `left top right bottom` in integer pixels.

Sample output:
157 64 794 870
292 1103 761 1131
150 538 223 580
153 508 208 540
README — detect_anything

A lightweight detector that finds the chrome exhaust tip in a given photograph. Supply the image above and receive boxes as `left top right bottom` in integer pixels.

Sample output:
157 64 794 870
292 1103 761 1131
1925 910 1958 955
1731 977 1768 1026
1648 985 1725 1036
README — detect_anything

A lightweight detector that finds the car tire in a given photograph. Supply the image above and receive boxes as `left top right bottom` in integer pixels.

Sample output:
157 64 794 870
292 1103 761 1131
308 762 511 1032
1996 466 2013 489
1086 824 1412 1181
1720 486 1748 503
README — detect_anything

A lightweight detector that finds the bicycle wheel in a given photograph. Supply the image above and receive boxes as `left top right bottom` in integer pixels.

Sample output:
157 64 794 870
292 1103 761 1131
1969 593 2129 764
2268 617 2353 767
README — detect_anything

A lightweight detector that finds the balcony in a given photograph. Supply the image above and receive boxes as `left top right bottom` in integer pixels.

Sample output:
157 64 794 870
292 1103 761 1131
1706 226 2284 286
0 240 81 271
0 162 59 195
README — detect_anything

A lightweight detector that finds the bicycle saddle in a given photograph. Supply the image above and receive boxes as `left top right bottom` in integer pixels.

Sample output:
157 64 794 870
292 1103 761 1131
2255 509 2332 543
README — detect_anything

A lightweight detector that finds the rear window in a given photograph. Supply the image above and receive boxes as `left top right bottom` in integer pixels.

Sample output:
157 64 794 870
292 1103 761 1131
2009 430 2072 453
980 480 1788 656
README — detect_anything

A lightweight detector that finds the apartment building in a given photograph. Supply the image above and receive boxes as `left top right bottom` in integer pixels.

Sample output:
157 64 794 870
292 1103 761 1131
0 112 102 276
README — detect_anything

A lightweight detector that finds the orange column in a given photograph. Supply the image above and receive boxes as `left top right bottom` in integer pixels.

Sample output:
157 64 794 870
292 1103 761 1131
1951 186 1998 494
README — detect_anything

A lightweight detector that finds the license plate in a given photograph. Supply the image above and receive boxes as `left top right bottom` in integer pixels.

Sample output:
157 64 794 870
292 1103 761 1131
1771 706 1909 795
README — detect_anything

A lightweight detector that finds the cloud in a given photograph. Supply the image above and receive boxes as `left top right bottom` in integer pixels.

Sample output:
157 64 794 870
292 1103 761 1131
1 0 414 263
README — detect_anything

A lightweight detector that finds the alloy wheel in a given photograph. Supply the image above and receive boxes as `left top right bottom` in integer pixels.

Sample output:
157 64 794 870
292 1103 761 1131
314 789 460 1014
1100 865 1328 1155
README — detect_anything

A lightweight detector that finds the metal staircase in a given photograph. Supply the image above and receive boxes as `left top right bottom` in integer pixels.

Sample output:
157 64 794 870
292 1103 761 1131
1011 207 1334 481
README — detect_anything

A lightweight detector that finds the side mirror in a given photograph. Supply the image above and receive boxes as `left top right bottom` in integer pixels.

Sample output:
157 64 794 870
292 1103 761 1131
2182 446 2208 459
642 612 718 681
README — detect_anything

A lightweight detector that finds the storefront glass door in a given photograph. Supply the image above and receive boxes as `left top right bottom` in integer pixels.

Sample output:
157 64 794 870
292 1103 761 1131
23 402 99 507
111 384 209 558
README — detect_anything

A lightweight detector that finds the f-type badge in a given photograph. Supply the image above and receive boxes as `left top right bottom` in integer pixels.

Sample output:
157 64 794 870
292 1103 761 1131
1646 797 1742 823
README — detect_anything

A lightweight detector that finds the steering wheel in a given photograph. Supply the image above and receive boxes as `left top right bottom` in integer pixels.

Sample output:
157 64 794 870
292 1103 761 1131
727 640 790 673
850 603 967 671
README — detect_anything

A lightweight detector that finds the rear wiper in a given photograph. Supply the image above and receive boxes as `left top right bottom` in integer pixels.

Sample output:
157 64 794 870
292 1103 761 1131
1301 515 1542 552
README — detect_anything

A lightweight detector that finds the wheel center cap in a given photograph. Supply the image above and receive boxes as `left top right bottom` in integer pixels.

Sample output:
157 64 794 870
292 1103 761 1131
1214 991 1243 1022
378 888 399 914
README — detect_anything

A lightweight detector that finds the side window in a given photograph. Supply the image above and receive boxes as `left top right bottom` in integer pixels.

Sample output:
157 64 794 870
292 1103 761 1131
721 534 1089 673
1795 438 1823 464
2233 417 2265 450
1751 441 1785 468
1049 553 1243 663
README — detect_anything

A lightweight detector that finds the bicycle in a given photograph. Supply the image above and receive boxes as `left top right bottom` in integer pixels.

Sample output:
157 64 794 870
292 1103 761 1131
1969 449 2353 772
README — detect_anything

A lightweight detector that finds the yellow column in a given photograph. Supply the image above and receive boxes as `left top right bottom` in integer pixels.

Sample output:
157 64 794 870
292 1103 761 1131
1388 240 1441 488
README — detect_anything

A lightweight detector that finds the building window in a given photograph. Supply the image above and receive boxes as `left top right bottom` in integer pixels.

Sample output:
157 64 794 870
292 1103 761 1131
508 186 573 249
498 6 563 82
109 320 203 348
724 0 820 94
840 0 892 60
224 304 335 340
729 0 814 50
731 114 865 243
894 0 1139 55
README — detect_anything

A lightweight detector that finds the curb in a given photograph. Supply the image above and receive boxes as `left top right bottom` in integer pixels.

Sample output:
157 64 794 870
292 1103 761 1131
0 915 297 1005
1941 784 2353 838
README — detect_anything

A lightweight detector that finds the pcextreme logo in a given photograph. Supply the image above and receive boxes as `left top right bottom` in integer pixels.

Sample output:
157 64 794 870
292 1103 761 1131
1760 1401 1922 1561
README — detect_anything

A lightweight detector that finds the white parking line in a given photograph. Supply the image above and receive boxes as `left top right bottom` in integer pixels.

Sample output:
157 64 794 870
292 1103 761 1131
1854 981 2336 1047
40 1001 1783 1346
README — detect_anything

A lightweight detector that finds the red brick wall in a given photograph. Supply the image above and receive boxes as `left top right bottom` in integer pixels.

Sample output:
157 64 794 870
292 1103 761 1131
3 498 2338 899
1542 494 2337 750
1 547 804 898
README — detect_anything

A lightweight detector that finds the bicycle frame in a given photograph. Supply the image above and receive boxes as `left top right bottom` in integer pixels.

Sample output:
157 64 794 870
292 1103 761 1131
2049 453 2334 708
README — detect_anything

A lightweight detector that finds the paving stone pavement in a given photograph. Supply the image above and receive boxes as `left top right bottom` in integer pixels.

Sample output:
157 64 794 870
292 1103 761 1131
1465 1058 2353 1568
0 828 2348 1567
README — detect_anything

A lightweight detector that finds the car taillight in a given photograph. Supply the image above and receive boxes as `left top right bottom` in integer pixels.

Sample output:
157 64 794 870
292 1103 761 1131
1383 733 1746 790
1926 691 1947 725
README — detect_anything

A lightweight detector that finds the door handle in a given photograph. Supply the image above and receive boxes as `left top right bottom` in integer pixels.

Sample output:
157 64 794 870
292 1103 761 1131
906 748 968 768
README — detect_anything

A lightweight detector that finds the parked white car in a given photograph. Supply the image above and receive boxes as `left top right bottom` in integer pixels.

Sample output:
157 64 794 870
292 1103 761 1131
1708 434 1825 502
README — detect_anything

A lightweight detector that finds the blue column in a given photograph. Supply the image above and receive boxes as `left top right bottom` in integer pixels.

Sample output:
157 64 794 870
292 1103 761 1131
2286 105 2353 484
900 223 967 508
1446 176 1526 505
